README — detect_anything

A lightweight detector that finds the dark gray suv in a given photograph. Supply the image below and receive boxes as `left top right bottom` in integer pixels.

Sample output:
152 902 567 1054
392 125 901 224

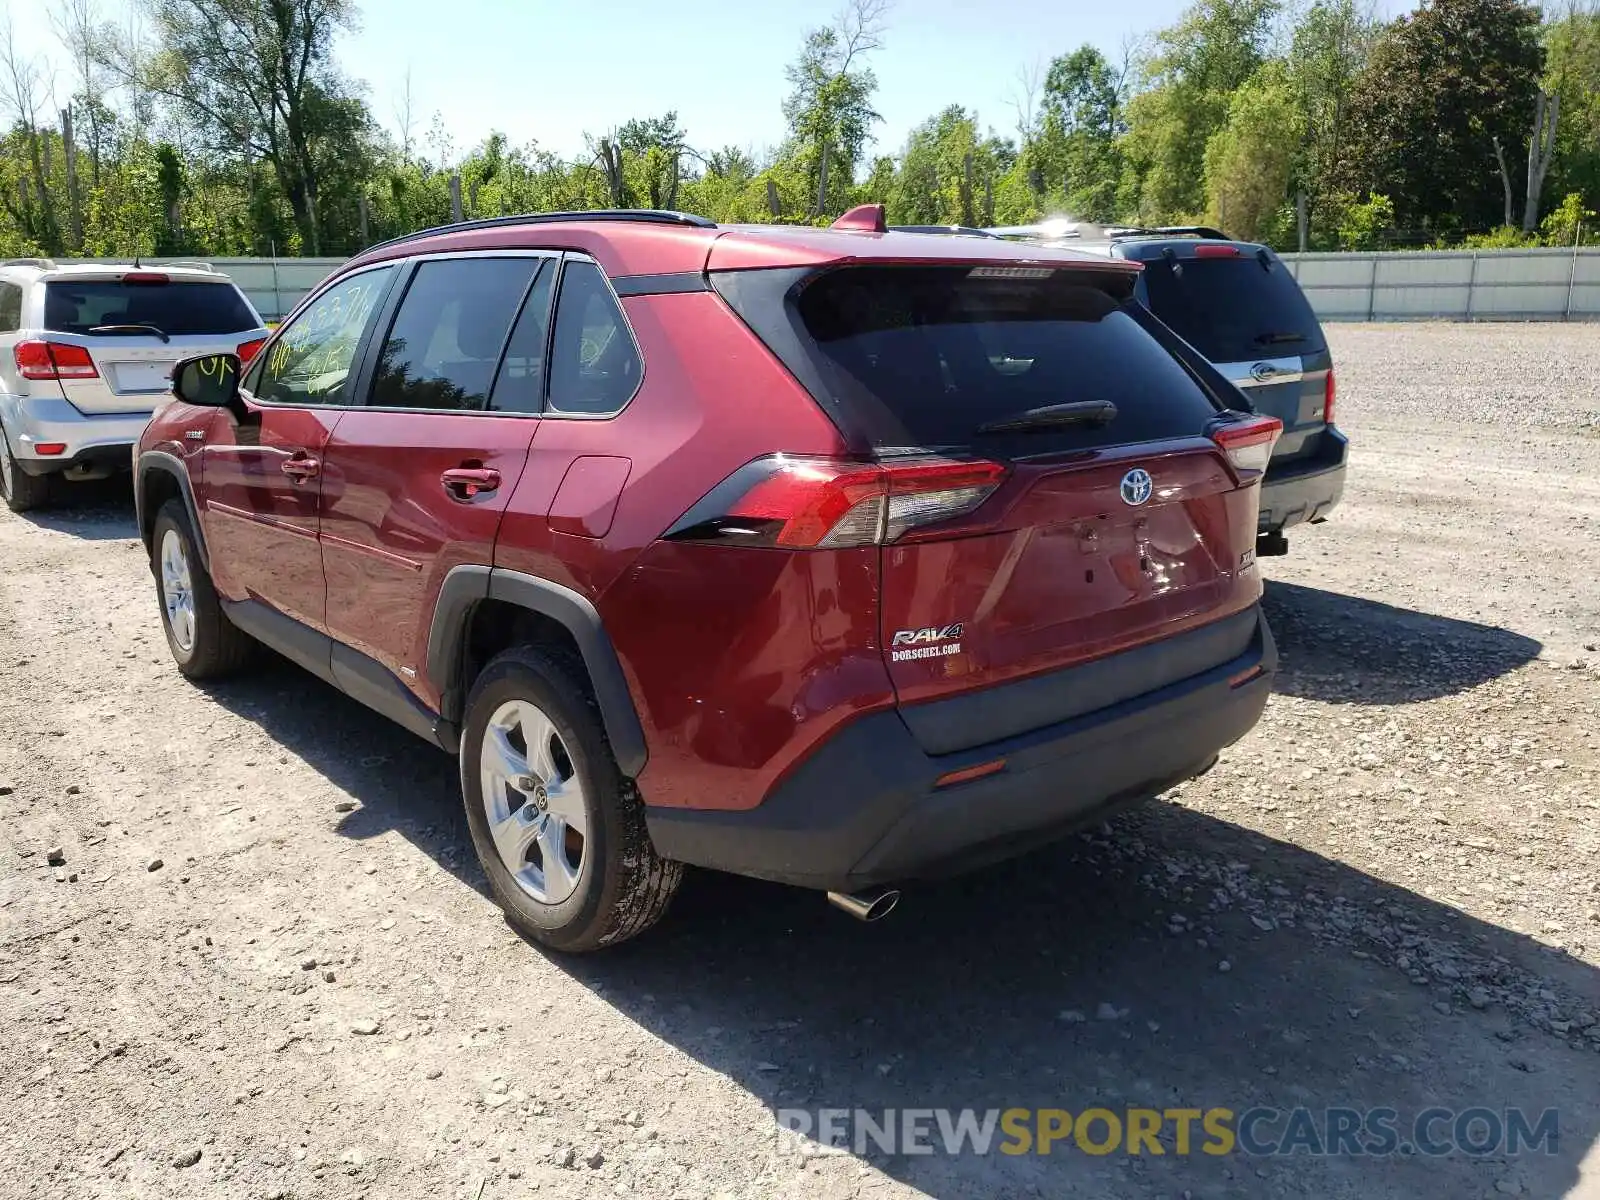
1089 228 1347 556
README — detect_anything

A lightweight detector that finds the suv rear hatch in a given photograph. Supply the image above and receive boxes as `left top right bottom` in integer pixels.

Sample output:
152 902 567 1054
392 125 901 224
709 257 1276 754
34 272 263 415
1134 244 1332 465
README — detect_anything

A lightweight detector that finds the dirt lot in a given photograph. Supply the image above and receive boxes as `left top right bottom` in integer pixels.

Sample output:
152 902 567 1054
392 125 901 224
2 323 1598 1200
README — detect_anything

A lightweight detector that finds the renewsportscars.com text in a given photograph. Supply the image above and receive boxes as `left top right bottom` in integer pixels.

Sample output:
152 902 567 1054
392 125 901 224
775 1106 1559 1158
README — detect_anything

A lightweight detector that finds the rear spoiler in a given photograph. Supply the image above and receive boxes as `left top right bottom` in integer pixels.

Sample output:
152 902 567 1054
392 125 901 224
1108 225 1232 241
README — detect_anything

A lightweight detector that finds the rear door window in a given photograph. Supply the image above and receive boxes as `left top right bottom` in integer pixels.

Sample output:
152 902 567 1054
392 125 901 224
1139 256 1324 363
779 265 1222 455
43 279 258 335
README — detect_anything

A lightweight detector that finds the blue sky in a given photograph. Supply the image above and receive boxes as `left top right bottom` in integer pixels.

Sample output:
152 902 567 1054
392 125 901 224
4 0 1409 162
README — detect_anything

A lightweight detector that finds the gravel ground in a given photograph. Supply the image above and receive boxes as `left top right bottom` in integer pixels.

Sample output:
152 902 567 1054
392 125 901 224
2 322 1598 1200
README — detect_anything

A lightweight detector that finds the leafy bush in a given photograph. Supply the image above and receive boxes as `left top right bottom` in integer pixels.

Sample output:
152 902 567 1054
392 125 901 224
1540 193 1596 246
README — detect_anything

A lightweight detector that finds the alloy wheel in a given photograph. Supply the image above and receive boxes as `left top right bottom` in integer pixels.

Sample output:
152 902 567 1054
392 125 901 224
159 528 197 653
478 698 589 905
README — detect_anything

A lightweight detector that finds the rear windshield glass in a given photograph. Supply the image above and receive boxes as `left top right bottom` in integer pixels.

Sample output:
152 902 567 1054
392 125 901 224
774 266 1222 455
44 280 257 336
1138 256 1324 363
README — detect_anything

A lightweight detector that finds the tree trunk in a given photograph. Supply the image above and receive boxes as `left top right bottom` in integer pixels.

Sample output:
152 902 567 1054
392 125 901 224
25 133 61 254
598 138 625 207
304 175 322 256
1523 91 1560 234
1491 137 1514 229
63 108 83 252
815 142 830 218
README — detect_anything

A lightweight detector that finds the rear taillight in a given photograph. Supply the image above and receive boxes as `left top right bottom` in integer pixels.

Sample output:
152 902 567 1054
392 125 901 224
14 340 99 381
665 455 1008 549
1193 244 1241 258
1323 368 1336 425
121 271 170 285
237 337 267 364
1211 415 1282 475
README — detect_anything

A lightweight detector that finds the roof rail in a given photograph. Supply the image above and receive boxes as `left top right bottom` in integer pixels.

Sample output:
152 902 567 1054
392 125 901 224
360 209 718 256
887 224 1001 239
1 257 57 269
161 260 216 272
1108 225 1232 241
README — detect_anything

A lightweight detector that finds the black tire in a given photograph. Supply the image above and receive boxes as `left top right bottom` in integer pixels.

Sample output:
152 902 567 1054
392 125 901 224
460 646 682 952
150 499 255 679
0 424 52 514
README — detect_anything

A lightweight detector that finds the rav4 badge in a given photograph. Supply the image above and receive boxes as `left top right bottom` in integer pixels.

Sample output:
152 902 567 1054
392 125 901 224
890 624 966 664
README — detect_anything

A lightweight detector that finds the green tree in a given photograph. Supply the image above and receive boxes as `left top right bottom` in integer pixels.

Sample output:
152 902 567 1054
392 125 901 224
108 0 362 254
1338 0 1544 238
1543 3 1600 221
1204 62 1305 241
1035 45 1126 220
0 22 67 253
889 107 1010 226
1285 0 1380 232
1122 0 1280 222
618 112 689 210
781 0 887 218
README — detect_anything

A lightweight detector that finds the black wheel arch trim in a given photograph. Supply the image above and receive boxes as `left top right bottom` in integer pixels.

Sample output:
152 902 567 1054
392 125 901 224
427 565 649 778
136 451 210 574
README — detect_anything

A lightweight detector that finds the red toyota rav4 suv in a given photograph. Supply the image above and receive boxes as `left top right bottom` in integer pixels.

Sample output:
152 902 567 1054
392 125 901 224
136 207 1280 951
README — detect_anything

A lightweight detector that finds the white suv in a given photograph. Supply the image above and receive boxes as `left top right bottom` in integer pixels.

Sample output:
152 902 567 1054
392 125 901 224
0 259 269 512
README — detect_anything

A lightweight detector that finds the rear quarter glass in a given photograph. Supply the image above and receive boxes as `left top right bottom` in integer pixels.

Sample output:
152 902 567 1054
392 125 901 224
712 264 1224 458
43 280 259 336
1136 253 1326 364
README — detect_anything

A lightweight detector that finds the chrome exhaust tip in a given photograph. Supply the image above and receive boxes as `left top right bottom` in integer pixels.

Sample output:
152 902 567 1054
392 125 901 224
826 886 901 922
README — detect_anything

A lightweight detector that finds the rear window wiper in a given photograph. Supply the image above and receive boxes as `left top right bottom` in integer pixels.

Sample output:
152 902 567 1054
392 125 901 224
1253 331 1305 346
975 400 1118 434
88 323 170 343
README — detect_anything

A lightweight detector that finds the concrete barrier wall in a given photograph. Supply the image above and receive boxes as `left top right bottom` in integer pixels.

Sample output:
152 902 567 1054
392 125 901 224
50 247 1600 323
1281 247 1600 321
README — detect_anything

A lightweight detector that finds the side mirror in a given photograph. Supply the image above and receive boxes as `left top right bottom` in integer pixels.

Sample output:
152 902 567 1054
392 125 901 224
172 353 242 412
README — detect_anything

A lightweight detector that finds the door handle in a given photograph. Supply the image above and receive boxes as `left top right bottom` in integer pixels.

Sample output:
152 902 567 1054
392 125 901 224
441 467 501 500
281 453 320 481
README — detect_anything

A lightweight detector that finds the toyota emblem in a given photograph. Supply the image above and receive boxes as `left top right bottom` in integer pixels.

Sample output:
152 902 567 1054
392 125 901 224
1120 468 1153 506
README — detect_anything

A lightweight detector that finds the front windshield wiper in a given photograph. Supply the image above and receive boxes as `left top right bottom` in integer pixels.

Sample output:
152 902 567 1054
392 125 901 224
975 399 1118 435
1253 331 1305 346
88 323 170 343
